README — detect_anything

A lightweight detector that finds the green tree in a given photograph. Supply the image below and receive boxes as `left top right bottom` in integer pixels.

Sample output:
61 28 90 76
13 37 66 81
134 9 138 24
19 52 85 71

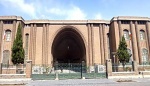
116 36 131 71
11 23 25 64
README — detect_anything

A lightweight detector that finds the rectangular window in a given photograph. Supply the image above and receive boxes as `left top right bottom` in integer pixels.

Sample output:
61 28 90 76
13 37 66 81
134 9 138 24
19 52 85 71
25 24 30 27
137 21 146 24
5 30 11 41
3 20 13 24
121 21 130 24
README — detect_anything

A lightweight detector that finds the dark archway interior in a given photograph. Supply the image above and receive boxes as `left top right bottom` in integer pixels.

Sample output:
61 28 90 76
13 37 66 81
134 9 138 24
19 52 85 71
52 28 86 63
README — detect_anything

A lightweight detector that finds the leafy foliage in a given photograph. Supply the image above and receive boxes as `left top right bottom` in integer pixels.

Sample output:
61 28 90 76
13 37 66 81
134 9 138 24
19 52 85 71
11 23 25 64
116 36 131 70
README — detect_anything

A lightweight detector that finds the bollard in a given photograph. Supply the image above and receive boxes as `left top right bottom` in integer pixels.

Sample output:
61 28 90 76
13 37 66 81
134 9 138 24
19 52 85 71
55 72 59 80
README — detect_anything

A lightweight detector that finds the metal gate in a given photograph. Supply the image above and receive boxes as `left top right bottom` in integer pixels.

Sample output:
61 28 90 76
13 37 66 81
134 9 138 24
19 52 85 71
32 62 106 80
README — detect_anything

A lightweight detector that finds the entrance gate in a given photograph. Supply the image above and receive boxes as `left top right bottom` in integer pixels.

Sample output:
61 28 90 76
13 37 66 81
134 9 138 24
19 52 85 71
32 62 106 80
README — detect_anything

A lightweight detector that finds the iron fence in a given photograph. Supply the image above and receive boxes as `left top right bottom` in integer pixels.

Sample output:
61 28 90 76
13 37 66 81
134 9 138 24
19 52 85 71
32 63 106 80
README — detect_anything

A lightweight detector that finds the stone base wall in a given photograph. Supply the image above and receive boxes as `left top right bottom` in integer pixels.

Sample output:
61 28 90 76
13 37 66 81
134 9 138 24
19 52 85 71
0 74 26 79
112 72 137 76
113 65 133 72
2 69 16 74
138 65 150 71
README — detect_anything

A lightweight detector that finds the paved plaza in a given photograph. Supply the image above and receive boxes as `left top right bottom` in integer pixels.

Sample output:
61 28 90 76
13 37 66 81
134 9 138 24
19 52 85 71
0 78 150 86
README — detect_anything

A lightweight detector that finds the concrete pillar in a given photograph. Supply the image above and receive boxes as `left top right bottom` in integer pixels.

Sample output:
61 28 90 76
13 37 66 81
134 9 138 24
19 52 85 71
130 21 139 64
0 63 2 74
26 60 32 78
132 61 138 74
135 21 142 64
106 59 112 78
118 21 123 39
99 24 104 64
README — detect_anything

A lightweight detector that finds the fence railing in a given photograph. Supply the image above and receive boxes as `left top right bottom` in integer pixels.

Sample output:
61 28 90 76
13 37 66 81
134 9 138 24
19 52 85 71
32 63 106 80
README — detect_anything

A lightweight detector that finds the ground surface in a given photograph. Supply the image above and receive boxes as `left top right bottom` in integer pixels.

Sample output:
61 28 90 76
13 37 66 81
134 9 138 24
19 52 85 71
0 78 150 86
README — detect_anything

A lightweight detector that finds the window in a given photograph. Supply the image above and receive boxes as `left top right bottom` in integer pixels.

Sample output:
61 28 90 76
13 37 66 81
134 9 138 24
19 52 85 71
121 21 130 24
2 50 10 64
123 30 129 40
140 30 145 40
142 48 148 63
137 21 146 24
25 24 30 27
5 30 11 41
3 20 13 24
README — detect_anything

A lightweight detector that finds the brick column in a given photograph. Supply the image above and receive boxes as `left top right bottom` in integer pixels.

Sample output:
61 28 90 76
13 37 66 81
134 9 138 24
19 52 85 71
0 21 3 62
32 24 37 64
0 63 2 74
45 24 49 64
29 24 33 61
135 21 142 64
146 22 150 60
42 24 46 64
99 24 104 64
130 21 139 64
106 59 112 78
88 24 92 66
118 21 123 39
42 24 49 65
11 20 16 46
132 61 138 74
98 24 102 64
102 24 108 62
26 60 32 78
91 24 94 65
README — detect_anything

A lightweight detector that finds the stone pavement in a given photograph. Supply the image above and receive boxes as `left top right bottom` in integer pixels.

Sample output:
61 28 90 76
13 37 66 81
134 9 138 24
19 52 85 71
0 78 150 86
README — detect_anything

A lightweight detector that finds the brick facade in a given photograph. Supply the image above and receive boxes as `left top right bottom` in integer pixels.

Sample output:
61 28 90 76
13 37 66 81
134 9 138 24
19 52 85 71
0 16 149 66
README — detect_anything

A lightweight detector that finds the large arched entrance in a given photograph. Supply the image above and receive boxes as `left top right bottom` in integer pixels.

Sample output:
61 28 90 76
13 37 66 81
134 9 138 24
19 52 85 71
52 28 86 64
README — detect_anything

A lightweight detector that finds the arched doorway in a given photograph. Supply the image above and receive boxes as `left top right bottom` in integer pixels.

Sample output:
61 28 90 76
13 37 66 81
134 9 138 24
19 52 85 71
52 28 86 64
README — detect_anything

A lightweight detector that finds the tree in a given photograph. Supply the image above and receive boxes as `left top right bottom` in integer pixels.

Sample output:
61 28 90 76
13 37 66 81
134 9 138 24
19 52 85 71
11 23 25 64
116 36 131 71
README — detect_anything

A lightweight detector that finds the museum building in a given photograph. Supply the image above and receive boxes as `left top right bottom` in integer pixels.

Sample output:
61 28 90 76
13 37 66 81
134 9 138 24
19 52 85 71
0 16 150 66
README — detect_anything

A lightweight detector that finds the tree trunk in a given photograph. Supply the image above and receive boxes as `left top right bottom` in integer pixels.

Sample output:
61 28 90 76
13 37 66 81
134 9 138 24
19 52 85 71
122 62 125 71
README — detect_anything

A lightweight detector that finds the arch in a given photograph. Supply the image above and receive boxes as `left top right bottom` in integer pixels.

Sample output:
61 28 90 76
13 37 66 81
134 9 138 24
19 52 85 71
3 50 10 64
140 29 146 40
51 26 87 47
51 26 86 64
25 33 29 35
123 29 129 40
142 48 148 63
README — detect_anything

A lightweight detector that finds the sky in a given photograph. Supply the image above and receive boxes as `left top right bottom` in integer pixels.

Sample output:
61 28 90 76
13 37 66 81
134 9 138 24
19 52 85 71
0 0 150 20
